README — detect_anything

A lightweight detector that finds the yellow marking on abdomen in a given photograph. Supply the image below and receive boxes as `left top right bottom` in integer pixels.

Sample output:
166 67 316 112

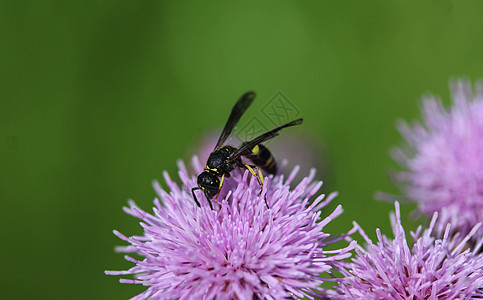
251 145 260 155
262 155 274 167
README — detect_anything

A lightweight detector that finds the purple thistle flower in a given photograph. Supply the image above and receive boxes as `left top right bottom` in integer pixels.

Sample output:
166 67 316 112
391 79 483 235
106 157 355 299
331 201 483 299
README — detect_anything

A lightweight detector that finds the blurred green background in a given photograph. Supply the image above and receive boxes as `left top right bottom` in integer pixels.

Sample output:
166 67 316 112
1 0 483 298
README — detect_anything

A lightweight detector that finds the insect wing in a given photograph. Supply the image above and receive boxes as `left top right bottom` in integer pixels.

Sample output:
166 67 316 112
231 118 303 160
214 91 256 150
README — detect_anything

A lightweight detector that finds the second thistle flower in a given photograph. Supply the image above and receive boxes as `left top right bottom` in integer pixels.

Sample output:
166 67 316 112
391 79 483 235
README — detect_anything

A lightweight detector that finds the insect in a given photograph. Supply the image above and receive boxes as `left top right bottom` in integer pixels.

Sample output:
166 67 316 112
191 91 303 209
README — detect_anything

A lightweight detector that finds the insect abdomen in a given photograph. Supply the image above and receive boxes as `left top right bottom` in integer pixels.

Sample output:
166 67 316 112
243 143 277 174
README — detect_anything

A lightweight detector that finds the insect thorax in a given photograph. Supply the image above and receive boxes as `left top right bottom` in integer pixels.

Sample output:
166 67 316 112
206 146 240 175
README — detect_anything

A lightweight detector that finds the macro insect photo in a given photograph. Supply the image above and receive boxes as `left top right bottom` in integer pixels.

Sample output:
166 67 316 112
2 1 483 300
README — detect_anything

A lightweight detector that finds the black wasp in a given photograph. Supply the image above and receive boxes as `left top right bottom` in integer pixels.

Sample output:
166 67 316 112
191 91 303 209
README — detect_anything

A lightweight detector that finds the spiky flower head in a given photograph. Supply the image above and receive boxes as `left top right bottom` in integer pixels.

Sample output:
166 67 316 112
391 79 483 235
106 157 355 299
331 202 483 299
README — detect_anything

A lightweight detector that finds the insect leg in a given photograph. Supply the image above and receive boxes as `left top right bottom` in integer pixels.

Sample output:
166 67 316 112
214 173 225 204
191 187 202 207
192 187 213 210
244 164 269 209
256 167 264 185
244 164 263 187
